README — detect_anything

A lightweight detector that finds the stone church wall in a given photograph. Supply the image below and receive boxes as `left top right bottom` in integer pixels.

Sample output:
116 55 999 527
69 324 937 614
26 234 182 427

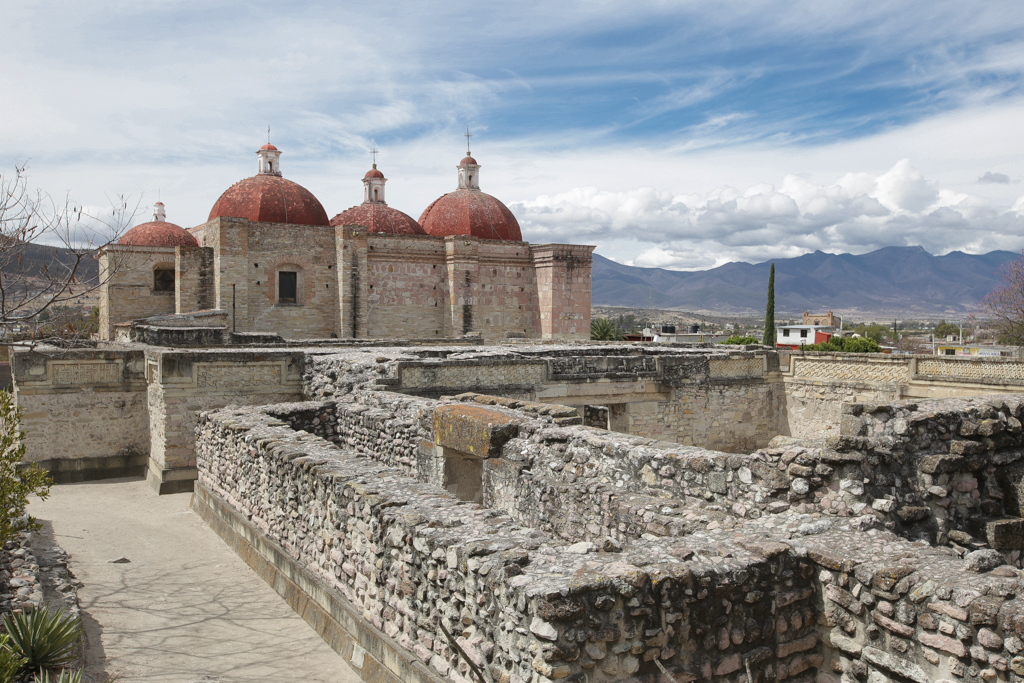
364 235 447 339
99 247 178 340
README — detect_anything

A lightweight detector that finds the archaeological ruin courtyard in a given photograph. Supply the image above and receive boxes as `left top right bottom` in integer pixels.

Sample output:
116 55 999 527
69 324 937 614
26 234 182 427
16 337 1024 683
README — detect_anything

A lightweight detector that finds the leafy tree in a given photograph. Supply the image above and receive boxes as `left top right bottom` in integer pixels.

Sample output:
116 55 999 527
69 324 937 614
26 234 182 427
590 318 625 341
978 255 1024 346
0 391 52 546
763 263 776 347
853 323 891 344
720 335 760 345
803 336 881 353
934 319 960 340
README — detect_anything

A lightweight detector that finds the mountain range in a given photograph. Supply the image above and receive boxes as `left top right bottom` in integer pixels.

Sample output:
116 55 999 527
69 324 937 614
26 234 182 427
591 246 1020 316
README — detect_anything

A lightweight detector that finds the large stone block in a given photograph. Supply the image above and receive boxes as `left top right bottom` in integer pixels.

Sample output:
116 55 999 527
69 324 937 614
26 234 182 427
432 404 523 457
968 517 1024 550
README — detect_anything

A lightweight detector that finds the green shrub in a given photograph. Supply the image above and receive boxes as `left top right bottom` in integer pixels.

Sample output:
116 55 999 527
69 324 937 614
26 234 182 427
0 391 52 546
2 607 81 676
0 634 26 683
719 335 760 345
803 336 881 353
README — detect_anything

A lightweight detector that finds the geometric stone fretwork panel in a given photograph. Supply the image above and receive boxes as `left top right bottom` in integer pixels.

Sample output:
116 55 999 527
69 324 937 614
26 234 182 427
195 363 282 389
917 358 1024 381
402 363 546 389
51 362 122 386
792 358 910 383
709 357 764 379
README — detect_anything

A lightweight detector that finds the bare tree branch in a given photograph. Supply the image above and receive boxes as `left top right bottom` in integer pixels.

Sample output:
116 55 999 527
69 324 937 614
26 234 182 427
0 164 140 349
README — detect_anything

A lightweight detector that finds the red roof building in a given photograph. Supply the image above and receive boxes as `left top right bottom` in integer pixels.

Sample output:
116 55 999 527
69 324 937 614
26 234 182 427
419 153 522 241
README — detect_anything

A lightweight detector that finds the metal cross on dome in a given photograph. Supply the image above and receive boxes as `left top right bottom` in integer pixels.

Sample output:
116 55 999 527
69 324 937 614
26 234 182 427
370 146 379 165
464 127 473 154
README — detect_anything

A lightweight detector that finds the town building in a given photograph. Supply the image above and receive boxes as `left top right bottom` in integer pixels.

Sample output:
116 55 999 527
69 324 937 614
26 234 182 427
99 143 594 342
802 310 838 326
776 323 833 349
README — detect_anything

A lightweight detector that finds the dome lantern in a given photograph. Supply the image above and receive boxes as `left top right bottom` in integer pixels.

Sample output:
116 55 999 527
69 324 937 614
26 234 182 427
257 143 282 176
152 201 166 222
457 128 480 190
363 148 387 203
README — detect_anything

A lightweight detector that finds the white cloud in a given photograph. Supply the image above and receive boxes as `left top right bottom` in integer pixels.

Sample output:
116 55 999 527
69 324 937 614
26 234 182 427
512 158 1024 269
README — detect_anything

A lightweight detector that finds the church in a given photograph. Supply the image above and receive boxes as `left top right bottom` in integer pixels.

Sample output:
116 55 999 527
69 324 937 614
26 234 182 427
98 141 594 342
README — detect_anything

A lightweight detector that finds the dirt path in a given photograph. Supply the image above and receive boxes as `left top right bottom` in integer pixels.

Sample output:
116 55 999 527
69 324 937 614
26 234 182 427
30 478 362 683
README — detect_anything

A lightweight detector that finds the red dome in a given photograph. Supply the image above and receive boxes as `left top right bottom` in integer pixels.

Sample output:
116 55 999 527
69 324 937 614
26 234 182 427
331 203 425 235
208 175 329 226
460 156 478 165
364 168 385 179
260 143 278 151
119 221 199 248
419 190 522 241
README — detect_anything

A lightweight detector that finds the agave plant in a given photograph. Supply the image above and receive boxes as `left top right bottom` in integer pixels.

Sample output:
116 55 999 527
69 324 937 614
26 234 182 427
1 607 81 677
590 318 625 341
31 668 82 683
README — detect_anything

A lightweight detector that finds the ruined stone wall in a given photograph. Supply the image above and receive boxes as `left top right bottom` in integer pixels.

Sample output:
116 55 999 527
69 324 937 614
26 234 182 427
98 247 178 340
11 348 149 479
193 384 1024 683
195 402 828 683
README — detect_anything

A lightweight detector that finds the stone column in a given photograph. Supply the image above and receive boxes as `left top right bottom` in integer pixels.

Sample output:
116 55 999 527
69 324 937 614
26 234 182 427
531 244 595 339
336 224 369 338
175 245 215 314
444 236 480 337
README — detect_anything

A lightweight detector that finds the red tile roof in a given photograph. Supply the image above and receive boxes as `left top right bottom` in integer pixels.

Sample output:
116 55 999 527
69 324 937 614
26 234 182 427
419 189 522 241
118 221 199 248
331 203 425 235
208 175 330 226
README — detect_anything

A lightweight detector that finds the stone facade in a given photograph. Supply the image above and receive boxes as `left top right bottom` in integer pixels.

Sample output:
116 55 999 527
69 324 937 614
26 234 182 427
99 220 594 343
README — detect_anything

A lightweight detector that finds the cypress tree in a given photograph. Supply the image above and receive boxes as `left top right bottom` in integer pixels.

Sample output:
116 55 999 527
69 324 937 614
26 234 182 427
764 263 776 347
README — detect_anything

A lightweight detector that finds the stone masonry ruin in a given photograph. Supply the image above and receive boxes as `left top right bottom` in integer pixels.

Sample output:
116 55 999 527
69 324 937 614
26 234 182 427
15 341 1024 683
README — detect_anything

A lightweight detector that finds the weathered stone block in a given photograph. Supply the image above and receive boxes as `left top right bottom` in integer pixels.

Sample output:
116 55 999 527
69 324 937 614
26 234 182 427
433 405 523 457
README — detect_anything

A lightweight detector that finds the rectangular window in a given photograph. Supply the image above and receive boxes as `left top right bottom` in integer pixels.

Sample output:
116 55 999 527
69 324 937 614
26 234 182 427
279 272 297 303
782 329 790 337
153 269 175 292
800 329 808 338
945 349 956 356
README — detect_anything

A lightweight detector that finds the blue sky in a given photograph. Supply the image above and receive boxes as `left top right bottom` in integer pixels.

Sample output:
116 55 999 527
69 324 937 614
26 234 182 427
3 0 1024 269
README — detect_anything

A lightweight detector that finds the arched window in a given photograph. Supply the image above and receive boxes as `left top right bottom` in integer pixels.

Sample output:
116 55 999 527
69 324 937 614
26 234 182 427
374 188 379 200
153 264 175 293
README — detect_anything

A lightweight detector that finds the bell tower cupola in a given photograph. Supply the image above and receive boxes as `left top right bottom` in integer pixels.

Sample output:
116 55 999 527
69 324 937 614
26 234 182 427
152 201 166 222
457 127 480 190
362 147 387 204
257 143 282 176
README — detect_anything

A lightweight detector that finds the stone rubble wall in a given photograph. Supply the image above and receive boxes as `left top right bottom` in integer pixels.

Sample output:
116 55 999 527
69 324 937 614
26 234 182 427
195 402 830 683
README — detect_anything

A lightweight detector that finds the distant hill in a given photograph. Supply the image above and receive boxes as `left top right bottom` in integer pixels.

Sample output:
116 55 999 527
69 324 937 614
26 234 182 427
592 246 1020 316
